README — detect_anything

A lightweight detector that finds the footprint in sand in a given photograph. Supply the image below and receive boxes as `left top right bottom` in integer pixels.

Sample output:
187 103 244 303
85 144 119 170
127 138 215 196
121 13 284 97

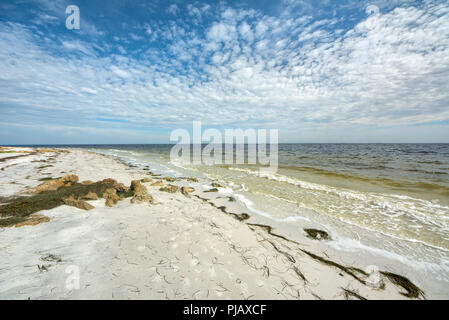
256 280 264 287
208 267 216 278
190 258 200 267
183 278 191 287
194 268 203 274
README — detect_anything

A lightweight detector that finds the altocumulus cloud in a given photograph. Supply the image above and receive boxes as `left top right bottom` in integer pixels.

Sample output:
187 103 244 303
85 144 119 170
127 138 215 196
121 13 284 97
0 0 448 143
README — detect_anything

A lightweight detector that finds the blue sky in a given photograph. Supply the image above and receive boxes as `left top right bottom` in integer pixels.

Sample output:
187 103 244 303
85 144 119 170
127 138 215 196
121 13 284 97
0 0 448 144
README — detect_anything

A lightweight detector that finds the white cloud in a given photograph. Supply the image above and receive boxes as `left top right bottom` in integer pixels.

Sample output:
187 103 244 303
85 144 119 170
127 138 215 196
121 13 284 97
167 4 180 16
110 66 131 79
62 40 96 56
81 87 97 94
129 33 143 41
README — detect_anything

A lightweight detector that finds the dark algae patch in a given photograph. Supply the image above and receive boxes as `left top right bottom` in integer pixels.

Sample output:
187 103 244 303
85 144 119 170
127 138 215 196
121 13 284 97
381 271 425 299
0 153 35 163
193 195 251 221
38 177 60 181
342 288 367 300
304 228 331 240
0 180 132 227
37 164 53 169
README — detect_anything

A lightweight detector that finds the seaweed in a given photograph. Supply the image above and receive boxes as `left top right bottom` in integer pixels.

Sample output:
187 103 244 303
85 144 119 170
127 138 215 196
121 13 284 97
304 228 331 240
247 223 425 299
41 254 62 263
0 153 34 163
342 288 367 300
37 164 53 169
38 177 59 181
193 195 250 221
247 223 302 245
0 180 128 227
381 271 425 299
300 249 368 284
216 205 250 221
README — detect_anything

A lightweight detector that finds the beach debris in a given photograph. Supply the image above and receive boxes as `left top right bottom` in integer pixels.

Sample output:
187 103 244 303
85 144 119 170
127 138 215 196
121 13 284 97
40 254 62 263
181 187 195 196
0 152 35 163
34 179 65 193
14 214 50 228
130 180 147 195
105 194 120 207
194 194 250 221
115 183 130 195
61 174 78 184
36 148 69 153
149 173 161 177
204 188 219 193
187 177 199 183
60 174 78 187
37 164 53 169
342 288 367 300
211 182 224 188
82 192 99 200
304 228 331 240
141 178 152 183
236 213 250 221
62 195 95 211
101 178 119 188
160 185 179 193
36 148 58 152
103 188 119 207
1 179 127 227
37 264 49 272
38 177 56 181
131 193 154 204
381 271 425 299
102 188 117 198
151 181 163 187
130 180 154 204
34 174 80 193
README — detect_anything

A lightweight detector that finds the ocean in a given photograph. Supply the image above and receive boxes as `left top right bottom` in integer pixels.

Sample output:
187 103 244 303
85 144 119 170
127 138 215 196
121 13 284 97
25 143 449 297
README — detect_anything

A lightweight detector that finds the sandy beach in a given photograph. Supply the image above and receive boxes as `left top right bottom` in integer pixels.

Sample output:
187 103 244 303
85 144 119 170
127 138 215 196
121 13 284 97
0 147 428 300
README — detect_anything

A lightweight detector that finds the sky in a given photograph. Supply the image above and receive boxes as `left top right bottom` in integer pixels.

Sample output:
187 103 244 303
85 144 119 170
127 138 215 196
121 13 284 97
0 0 448 144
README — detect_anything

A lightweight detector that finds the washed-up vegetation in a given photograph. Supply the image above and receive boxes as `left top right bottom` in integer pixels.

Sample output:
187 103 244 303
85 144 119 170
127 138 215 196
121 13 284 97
304 228 331 240
0 177 132 227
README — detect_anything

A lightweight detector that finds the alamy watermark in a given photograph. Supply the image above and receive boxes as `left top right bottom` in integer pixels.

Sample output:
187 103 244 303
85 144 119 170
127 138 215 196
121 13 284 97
366 5 380 16
170 121 278 174
65 265 80 290
65 5 80 30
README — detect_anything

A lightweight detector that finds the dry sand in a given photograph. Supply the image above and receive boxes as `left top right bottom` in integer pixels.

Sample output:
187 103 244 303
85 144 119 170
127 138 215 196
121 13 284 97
0 148 422 299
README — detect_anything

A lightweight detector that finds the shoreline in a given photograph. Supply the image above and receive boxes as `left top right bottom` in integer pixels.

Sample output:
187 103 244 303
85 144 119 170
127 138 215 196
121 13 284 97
0 147 434 299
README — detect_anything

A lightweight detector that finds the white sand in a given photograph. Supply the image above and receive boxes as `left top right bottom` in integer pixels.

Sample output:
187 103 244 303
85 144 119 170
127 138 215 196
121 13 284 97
0 149 419 299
